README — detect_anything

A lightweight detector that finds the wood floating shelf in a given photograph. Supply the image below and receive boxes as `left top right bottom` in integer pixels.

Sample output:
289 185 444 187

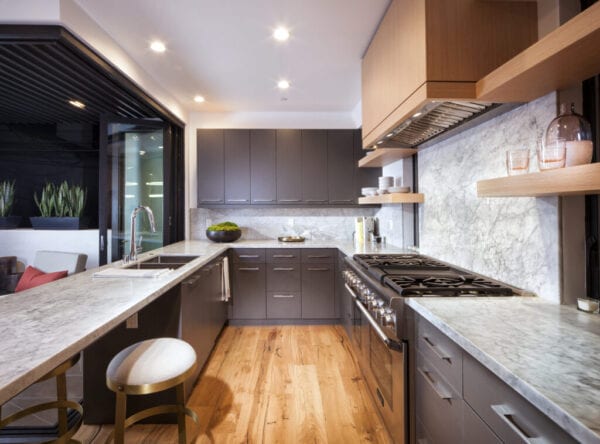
358 193 424 205
358 148 418 168
476 2 600 102
477 163 600 197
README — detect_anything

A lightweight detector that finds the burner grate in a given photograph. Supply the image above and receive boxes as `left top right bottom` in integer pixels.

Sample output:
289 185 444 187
353 254 450 270
384 274 514 296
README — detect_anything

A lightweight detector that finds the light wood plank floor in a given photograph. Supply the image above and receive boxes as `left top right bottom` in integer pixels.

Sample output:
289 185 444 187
75 325 391 443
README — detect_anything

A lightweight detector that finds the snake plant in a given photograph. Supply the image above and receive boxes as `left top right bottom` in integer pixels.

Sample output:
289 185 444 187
0 180 15 217
34 181 87 217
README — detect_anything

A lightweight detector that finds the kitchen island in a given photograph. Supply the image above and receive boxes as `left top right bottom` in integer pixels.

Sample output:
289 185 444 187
0 239 405 406
407 297 600 443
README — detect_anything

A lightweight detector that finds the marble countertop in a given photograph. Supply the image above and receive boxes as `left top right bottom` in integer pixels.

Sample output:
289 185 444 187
406 297 600 444
0 239 404 405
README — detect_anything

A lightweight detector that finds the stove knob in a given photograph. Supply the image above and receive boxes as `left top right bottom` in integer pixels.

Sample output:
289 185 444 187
383 314 396 328
375 299 385 308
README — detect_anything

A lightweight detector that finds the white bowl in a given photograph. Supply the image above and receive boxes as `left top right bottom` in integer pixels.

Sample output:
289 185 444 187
388 186 410 193
376 188 389 195
361 187 378 196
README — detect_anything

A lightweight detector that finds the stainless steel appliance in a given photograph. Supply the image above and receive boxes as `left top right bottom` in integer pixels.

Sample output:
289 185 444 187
342 253 521 443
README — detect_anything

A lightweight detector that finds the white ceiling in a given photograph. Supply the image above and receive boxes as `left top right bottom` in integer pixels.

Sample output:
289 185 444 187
74 0 390 114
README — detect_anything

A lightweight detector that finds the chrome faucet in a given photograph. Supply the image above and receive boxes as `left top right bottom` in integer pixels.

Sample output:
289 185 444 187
126 205 157 263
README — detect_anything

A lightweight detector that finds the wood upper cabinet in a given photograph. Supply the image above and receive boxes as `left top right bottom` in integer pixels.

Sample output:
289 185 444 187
250 129 277 204
197 129 224 204
301 130 328 204
276 129 302 203
361 0 537 147
327 130 355 204
224 129 250 204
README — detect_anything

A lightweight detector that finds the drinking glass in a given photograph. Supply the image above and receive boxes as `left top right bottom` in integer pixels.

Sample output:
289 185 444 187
506 149 530 176
537 139 566 171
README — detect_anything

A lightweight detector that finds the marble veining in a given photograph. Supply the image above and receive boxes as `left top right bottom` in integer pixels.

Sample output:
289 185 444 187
0 239 405 405
418 93 560 301
407 297 600 443
190 207 378 241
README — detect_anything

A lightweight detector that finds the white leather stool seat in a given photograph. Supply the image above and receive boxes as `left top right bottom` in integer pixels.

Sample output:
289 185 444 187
107 338 196 394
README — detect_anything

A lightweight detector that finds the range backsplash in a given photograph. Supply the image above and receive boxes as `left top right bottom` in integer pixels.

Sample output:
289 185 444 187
190 207 378 241
417 92 560 302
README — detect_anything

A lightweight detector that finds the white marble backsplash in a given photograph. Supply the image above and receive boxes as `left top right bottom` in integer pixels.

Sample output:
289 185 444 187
190 207 378 241
418 93 560 301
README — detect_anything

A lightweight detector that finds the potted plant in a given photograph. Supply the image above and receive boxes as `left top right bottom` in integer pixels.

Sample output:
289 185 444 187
206 221 242 243
0 180 21 229
30 181 88 230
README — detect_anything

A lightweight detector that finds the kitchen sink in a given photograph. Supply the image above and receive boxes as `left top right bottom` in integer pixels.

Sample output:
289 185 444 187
124 262 186 270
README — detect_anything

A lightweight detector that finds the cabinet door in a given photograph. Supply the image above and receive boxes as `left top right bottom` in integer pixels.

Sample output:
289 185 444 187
224 129 250 204
327 130 355 204
197 129 224 204
207 260 227 343
276 129 302 204
232 263 266 319
354 129 381 194
301 130 328 204
250 129 277 204
301 263 334 318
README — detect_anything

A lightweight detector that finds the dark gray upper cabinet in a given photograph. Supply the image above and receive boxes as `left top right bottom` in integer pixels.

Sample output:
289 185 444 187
224 130 250 204
197 129 224 204
354 130 380 195
250 129 277 204
328 130 355 204
301 130 328 204
276 129 302 204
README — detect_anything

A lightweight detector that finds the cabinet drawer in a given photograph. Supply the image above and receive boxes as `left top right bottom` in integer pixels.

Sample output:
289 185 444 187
231 248 266 263
464 402 501 444
463 353 577 444
301 249 335 263
415 350 463 444
417 316 462 394
266 264 301 292
267 292 301 319
266 248 300 263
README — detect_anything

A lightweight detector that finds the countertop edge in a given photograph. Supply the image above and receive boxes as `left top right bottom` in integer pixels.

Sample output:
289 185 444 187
405 298 600 444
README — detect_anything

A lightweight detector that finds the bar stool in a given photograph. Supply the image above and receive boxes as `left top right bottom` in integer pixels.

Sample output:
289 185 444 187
105 338 198 444
0 354 83 443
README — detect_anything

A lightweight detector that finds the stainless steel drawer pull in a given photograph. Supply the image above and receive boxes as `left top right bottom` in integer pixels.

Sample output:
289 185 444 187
238 267 260 271
305 199 326 202
307 267 330 271
308 255 329 258
253 199 275 202
422 336 451 362
273 294 295 298
273 267 294 271
273 254 295 258
239 255 260 258
201 199 222 202
417 367 452 400
491 404 537 442
227 198 249 202
279 199 301 202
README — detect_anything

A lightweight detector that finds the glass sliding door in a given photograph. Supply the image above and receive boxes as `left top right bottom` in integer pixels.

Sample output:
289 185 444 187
99 117 171 264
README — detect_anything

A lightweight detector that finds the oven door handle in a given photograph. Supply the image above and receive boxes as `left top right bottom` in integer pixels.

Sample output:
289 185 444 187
345 283 404 352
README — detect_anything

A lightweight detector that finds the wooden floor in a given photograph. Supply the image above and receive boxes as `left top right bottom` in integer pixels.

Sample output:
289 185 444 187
75 325 391 443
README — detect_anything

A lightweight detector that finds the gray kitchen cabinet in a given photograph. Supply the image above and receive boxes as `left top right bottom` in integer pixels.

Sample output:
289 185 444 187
301 251 335 319
412 310 578 444
328 130 355 204
301 130 328 204
250 129 277 204
276 129 302 204
181 256 227 396
197 129 225 204
266 249 301 319
224 129 250 204
231 251 267 319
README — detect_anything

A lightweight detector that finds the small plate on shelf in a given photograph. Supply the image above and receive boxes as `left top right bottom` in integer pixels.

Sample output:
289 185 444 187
388 186 410 193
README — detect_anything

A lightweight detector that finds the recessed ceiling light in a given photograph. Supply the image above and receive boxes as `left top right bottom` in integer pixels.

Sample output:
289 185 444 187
273 27 290 42
150 40 166 53
68 100 85 109
277 79 290 90
193 95 205 103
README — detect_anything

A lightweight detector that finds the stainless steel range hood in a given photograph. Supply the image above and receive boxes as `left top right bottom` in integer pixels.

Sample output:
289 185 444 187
373 100 503 148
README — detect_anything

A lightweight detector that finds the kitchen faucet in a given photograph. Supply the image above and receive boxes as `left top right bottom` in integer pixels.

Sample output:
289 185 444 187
126 205 157 263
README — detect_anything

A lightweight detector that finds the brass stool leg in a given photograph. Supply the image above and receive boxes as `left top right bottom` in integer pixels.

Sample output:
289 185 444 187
114 392 127 444
176 383 186 444
56 371 68 436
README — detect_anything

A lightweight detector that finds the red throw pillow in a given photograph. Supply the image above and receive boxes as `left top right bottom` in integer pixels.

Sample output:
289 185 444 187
14 266 68 292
